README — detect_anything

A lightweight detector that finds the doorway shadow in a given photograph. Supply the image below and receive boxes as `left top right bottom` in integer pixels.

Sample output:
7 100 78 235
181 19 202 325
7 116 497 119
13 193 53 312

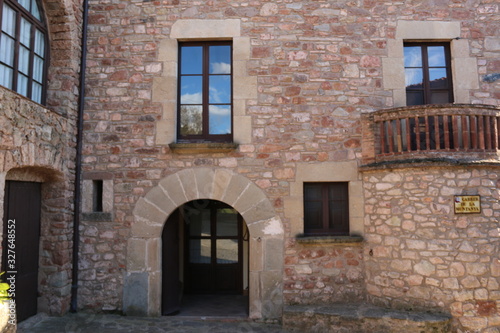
177 295 248 317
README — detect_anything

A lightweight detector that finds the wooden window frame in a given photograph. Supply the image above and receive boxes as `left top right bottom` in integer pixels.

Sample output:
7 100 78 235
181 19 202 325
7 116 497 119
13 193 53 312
177 41 233 143
303 182 350 236
0 0 49 104
404 42 453 106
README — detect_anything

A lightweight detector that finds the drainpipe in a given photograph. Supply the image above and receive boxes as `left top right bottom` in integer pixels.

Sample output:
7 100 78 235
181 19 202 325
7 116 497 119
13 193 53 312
70 0 89 313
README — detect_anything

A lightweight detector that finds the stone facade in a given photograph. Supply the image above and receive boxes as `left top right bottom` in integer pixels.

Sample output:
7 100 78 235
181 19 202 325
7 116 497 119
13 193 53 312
78 0 500 332
0 0 83 327
363 167 500 332
1 0 499 332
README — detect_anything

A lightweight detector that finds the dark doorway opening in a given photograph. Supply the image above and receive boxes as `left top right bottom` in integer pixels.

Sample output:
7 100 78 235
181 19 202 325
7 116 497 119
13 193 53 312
2 181 42 322
162 200 248 317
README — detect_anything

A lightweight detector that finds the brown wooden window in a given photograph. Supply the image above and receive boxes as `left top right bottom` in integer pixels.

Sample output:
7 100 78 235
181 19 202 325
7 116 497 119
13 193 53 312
0 0 48 104
404 42 453 106
304 182 349 236
178 41 233 142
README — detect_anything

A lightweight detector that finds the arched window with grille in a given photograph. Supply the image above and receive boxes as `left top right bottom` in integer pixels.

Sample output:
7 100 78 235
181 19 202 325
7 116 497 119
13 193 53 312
0 0 48 104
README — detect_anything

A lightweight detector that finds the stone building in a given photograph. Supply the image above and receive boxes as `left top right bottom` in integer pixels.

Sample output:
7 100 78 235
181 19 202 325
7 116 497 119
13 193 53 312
0 0 83 325
1 0 500 332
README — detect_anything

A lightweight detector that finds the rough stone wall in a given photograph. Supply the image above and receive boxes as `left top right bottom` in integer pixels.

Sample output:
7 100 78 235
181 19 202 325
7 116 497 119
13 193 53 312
284 241 365 305
363 167 500 332
0 87 76 316
82 0 500 319
0 0 83 318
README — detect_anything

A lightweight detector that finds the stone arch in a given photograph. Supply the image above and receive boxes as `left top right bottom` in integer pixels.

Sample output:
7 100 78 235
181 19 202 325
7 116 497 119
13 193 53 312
125 168 284 319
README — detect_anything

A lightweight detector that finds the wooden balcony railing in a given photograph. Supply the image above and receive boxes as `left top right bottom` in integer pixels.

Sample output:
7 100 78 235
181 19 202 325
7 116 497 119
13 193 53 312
361 104 500 165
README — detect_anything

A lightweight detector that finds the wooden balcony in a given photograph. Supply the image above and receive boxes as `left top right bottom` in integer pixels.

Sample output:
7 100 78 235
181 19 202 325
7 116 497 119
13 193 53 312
361 104 500 167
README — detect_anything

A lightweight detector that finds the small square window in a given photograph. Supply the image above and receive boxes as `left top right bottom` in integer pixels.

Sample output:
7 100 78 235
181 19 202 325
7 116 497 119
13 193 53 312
404 42 453 106
303 182 349 236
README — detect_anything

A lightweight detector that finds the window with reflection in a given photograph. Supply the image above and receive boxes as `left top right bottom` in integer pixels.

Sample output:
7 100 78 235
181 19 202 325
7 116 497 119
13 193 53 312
0 0 48 104
178 41 233 142
404 43 453 106
304 182 349 236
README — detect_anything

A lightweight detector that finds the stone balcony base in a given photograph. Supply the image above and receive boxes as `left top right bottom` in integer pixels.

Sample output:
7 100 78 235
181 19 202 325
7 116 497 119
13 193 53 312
283 303 452 333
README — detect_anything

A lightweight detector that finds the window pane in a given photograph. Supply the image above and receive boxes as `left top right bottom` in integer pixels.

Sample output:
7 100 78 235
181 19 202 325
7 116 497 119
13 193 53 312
33 55 43 82
180 76 202 104
0 64 13 89
18 0 30 11
20 18 32 46
190 239 211 264
328 205 348 232
217 239 238 264
18 46 30 74
188 208 211 237
405 68 423 88
430 91 450 104
209 105 231 135
304 201 322 230
429 68 448 89
32 82 42 103
304 184 322 201
209 75 231 104
34 29 45 56
328 183 347 200
0 33 15 65
17 74 28 96
31 0 41 20
427 46 446 66
180 46 202 75
406 91 424 106
1 4 16 36
404 46 422 67
216 208 238 237
209 45 231 74
180 105 202 135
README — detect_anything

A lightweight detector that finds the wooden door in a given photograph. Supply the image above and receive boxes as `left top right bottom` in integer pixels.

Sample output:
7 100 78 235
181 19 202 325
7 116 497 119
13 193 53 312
184 201 242 295
161 209 181 315
2 181 41 322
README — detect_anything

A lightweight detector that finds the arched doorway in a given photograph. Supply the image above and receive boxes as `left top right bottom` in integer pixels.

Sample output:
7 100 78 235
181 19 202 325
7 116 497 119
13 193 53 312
162 200 249 316
125 168 284 319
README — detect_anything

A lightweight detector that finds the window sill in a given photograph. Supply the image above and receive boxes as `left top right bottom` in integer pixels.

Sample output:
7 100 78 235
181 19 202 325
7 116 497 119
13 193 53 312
296 235 363 245
169 142 239 154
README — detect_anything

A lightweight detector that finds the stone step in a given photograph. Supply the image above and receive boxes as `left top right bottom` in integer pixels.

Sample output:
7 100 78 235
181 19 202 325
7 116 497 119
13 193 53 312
283 303 452 333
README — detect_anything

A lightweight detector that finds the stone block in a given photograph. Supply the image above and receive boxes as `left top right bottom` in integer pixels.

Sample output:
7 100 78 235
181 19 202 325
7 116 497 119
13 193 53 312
396 21 460 39
147 238 161 272
159 175 188 206
144 186 176 215
177 169 198 201
193 168 215 199
133 197 168 225
170 19 241 39
234 75 258 100
127 238 147 271
123 272 149 316
221 173 250 206
259 270 283 319
265 238 283 271
233 182 266 215
212 169 233 201
233 37 251 61
233 115 252 144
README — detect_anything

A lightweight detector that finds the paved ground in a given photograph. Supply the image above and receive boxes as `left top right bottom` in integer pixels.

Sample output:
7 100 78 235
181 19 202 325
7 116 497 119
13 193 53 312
16 313 293 333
